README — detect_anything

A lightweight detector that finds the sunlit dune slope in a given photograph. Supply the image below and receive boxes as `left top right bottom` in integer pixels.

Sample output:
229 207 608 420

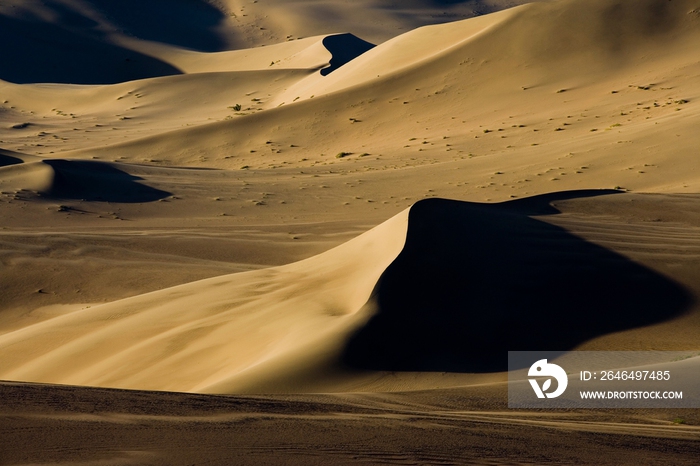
0 191 697 394
1 0 699 396
0 0 530 85
0 205 409 393
0 32 375 155
39 0 698 199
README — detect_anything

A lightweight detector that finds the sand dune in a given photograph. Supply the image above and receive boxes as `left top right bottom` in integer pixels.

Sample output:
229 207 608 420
2 0 700 462
0 202 409 392
0 0 700 392
1 191 698 395
17 0 692 200
1 0 699 396
0 0 531 84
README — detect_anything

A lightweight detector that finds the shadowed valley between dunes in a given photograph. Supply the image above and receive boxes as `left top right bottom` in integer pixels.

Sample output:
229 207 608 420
342 192 693 373
1 0 700 464
0 190 697 395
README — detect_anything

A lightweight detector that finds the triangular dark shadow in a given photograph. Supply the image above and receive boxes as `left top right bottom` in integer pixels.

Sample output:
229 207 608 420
342 192 693 372
320 34 375 76
0 153 23 167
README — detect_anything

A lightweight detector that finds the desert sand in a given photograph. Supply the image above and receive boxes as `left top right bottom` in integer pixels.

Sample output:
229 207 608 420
1 0 700 463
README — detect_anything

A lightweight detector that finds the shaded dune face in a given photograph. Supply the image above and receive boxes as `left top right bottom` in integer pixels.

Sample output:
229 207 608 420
0 14 182 85
320 34 375 75
343 191 693 372
76 0 229 52
0 190 695 393
0 0 229 85
40 159 171 203
0 153 23 167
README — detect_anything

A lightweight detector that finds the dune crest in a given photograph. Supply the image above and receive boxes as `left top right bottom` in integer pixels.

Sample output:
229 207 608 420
0 192 693 393
0 0 698 395
270 6 522 107
41 0 698 187
1 1 700 463
2 1 700 463
0 205 409 393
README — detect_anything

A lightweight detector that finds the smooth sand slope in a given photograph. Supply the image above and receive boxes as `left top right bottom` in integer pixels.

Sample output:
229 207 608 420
0 205 409 393
1 190 699 394
2 0 700 395
2 0 700 463
3 0 698 193
0 0 532 83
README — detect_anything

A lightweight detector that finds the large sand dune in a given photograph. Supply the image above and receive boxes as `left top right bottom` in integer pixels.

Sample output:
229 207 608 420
0 200 408 392
1 0 699 392
1 0 700 462
1 190 698 394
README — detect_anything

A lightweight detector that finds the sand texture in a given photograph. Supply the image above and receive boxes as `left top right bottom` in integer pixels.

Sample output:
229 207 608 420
1 0 700 463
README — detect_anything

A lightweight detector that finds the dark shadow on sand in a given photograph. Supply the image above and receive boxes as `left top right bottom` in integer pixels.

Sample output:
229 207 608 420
0 153 23 167
0 0 229 84
342 190 693 372
320 34 375 76
0 13 181 84
81 0 228 52
40 159 170 203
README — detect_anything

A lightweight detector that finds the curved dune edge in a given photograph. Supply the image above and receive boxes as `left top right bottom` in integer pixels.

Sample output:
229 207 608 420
0 205 410 393
50 0 700 177
0 192 695 394
0 151 54 194
268 5 522 107
1 0 698 395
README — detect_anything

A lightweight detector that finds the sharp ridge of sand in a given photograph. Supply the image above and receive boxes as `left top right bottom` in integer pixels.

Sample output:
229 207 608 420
0 192 695 393
0 204 410 392
51 0 700 166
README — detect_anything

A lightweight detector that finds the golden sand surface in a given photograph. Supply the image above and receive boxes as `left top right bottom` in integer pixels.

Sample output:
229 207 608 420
1 0 699 463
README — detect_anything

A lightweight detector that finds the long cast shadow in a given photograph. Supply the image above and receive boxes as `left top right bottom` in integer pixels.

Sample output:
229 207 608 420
0 0 233 84
341 191 693 372
41 159 170 203
83 0 228 52
0 13 182 84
